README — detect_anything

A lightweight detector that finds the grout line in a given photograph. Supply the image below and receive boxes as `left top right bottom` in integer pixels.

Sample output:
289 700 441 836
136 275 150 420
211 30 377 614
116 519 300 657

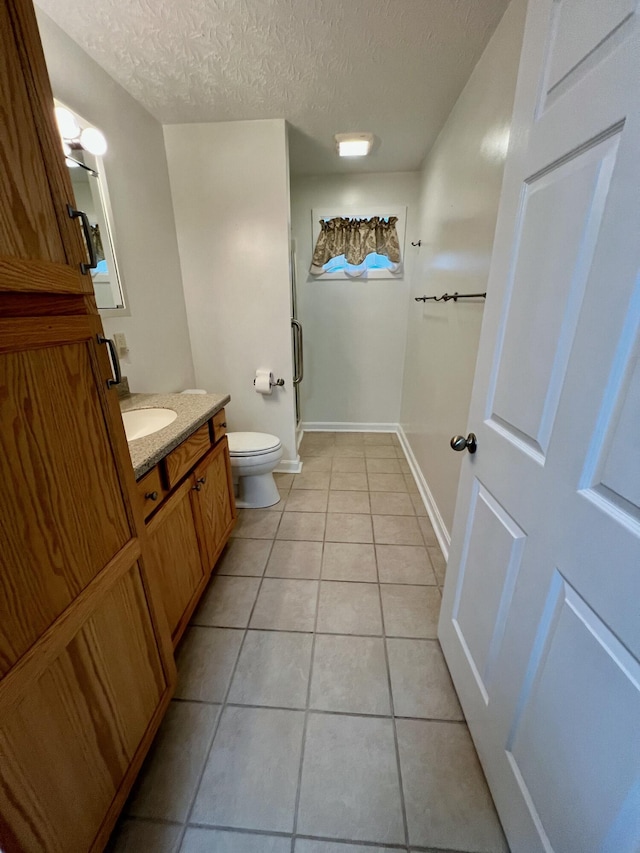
376 537 411 851
173 520 283 853
290 537 324 853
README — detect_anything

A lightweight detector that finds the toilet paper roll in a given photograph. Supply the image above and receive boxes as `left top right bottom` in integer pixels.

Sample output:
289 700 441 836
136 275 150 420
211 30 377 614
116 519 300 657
254 369 273 395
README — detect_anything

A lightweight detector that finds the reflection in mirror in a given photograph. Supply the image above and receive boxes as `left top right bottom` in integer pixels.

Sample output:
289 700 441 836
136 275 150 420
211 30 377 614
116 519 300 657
56 101 126 311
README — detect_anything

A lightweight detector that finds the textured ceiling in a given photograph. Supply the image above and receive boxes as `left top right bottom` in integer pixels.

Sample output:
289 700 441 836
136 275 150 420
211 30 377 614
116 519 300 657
35 0 509 175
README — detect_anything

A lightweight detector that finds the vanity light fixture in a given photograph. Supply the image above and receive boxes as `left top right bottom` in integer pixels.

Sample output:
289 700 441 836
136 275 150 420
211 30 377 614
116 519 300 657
54 102 108 157
334 132 374 157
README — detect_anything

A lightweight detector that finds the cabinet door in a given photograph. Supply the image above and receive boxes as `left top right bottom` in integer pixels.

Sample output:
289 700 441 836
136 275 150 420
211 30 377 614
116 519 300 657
0 0 90 293
146 478 207 640
193 437 237 571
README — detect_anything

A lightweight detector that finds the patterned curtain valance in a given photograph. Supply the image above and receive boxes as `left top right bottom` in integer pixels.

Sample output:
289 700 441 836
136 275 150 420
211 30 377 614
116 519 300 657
310 216 402 276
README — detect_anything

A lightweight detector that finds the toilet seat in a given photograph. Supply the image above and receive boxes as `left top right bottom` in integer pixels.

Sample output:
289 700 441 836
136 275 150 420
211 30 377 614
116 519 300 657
228 431 281 457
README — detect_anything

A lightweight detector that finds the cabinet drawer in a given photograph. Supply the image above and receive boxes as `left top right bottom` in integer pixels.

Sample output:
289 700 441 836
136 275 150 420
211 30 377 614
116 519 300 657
164 424 211 489
136 466 167 520
212 408 227 443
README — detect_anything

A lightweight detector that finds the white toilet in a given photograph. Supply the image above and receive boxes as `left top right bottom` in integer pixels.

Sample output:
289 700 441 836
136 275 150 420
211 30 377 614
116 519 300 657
228 431 283 508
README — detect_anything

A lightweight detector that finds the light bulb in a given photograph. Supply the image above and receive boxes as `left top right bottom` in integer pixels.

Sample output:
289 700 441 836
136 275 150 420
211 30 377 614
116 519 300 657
55 106 80 140
80 126 107 156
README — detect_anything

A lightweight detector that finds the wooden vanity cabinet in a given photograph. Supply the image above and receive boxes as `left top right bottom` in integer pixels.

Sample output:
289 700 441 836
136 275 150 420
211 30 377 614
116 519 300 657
0 3 175 851
143 431 236 647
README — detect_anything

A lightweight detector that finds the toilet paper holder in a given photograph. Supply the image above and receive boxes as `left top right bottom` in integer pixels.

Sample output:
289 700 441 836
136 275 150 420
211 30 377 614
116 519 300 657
254 376 285 388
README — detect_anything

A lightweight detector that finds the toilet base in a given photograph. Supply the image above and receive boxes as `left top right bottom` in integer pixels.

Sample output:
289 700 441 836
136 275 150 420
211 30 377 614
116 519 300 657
235 471 281 508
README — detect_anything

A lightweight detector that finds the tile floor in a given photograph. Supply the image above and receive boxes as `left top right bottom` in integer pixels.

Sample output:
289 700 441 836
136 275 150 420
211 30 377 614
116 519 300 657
110 432 508 853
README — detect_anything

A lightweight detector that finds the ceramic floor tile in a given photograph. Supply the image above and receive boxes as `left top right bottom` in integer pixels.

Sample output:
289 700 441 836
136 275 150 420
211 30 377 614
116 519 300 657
175 627 243 703
274 472 295 490
331 456 366 473
428 544 447 584
397 719 508 851
127 701 218 822
367 473 408 493
376 544 437 585
265 540 323 579
295 843 400 853
369 491 415 516
381 584 441 638
373 514 423 546
410 493 428 516
192 706 304 833
310 634 391 715
108 819 181 853
325 512 373 543
284 489 329 513
363 432 395 445
181 828 291 853
302 456 333 472
321 542 377 582
276 511 326 541
231 509 282 540
332 445 365 458
418 516 439 547
228 630 313 708
297 713 404 844
292 471 331 490
404 473 419 493
330 472 369 491
364 445 398 458
334 432 366 445
316 581 382 635
192 576 261 628
216 538 272 576
387 638 463 720
301 445 335 458
327 490 371 514
399 458 411 474
365 457 402 474
250 578 319 631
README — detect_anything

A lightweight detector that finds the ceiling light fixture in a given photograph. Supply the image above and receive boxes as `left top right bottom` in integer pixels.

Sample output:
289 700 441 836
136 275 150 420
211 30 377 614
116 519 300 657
334 133 374 157
80 126 108 156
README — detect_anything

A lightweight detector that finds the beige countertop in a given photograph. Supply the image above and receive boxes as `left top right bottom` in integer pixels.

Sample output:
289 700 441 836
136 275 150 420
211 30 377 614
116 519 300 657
120 392 230 480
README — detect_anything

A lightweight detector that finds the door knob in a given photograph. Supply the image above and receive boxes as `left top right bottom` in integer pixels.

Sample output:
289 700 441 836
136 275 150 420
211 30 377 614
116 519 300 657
450 433 477 454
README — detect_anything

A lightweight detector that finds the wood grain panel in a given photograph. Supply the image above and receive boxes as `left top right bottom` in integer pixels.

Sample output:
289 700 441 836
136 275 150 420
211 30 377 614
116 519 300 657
0 315 92 352
194 438 237 571
0 564 166 853
146 479 206 637
212 407 227 443
4 0 91 281
0 0 66 265
163 423 211 488
136 465 167 520
0 336 132 676
0 255 84 295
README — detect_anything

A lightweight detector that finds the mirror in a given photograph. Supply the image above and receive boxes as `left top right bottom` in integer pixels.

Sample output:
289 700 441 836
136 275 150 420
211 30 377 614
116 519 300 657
57 101 126 311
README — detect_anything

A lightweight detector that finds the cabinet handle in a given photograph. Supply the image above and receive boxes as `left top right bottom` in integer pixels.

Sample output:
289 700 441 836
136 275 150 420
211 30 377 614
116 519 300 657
197 476 207 485
220 422 227 428
193 483 202 492
67 204 98 274
145 491 159 501
97 335 122 388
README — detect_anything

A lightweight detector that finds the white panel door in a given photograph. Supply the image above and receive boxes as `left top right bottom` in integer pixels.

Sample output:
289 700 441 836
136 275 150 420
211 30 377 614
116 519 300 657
439 2 640 851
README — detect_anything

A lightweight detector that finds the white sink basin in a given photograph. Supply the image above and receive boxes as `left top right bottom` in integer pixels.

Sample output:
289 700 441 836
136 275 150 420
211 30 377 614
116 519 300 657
122 407 178 441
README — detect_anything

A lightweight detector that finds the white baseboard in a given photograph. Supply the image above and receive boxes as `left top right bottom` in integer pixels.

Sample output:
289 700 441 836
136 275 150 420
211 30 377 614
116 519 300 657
397 425 451 561
276 457 302 474
301 421 397 433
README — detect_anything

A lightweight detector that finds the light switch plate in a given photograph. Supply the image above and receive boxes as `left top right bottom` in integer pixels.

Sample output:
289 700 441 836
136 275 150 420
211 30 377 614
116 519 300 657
113 332 128 356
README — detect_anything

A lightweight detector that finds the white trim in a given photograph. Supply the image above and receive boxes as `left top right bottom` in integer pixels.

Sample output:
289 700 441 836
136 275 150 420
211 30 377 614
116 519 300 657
397 425 451 560
275 457 303 474
301 421 397 433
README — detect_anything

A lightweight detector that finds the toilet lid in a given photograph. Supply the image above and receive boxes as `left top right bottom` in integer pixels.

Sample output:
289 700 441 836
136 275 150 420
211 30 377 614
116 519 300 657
228 431 281 456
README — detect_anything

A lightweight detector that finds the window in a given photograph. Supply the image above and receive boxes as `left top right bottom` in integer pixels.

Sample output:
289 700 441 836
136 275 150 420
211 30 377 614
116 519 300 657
310 207 407 280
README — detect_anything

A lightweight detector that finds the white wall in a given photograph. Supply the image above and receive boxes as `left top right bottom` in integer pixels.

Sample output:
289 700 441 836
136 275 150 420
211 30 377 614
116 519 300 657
164 120 298 466
291 173 419 427
400 0 527 540
35 8 195 393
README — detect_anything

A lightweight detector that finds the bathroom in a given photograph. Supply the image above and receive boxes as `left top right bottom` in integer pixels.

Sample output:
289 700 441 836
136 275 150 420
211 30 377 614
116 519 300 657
2 1 638 851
